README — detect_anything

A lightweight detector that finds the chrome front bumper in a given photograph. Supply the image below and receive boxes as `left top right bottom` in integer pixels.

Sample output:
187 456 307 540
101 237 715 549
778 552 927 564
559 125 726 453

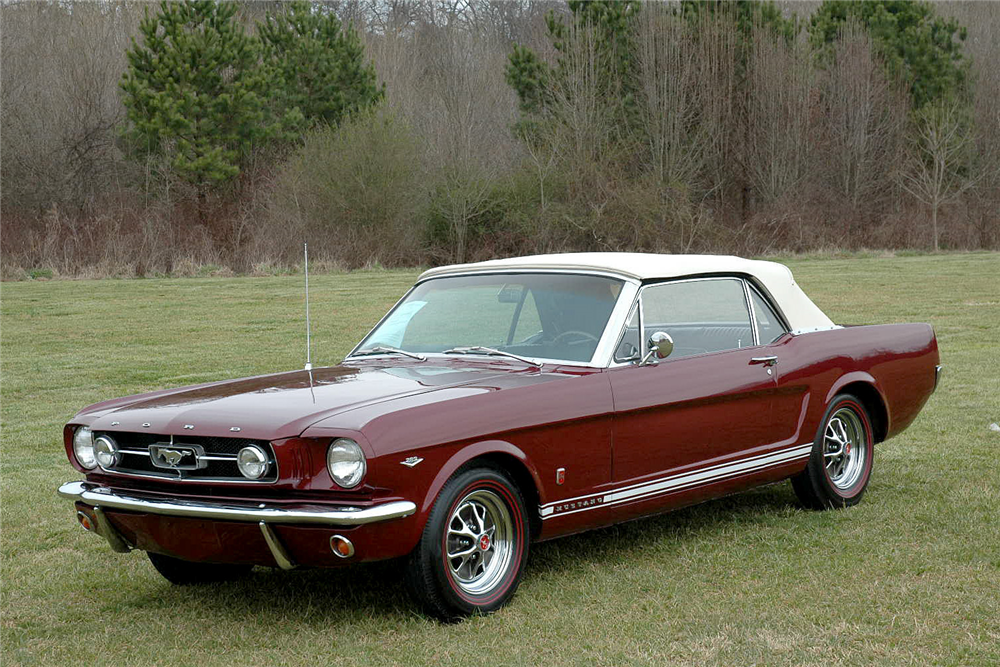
59 481 417 570
58 481 416 525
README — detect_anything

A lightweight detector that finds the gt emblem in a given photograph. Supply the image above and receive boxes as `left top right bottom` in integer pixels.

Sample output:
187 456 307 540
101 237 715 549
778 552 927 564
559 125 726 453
401 456 424 468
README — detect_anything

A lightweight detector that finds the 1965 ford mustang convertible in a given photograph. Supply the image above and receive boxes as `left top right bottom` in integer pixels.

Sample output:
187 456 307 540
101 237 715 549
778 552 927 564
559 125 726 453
60 253 940 618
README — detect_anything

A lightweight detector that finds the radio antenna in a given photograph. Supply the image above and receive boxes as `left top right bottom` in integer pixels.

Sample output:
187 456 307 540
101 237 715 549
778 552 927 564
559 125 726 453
303 243 313 371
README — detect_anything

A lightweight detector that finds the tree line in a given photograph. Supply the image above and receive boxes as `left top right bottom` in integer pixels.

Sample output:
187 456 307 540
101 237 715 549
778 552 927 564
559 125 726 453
2 0 998 279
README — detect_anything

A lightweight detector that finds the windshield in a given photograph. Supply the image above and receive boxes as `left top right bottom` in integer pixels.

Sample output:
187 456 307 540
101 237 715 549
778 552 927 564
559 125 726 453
353 273 625 363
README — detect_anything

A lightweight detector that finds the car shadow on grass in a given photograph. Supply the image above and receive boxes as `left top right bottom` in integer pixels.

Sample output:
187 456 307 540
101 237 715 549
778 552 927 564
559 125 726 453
140 482 802 623
526 482 802 578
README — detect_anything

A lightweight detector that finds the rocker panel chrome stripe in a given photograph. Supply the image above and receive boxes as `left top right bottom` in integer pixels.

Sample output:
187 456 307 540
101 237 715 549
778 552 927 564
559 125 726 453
539 443 812 519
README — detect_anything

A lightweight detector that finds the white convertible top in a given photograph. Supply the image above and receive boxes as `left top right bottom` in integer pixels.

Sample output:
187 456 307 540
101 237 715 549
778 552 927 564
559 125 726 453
419 253 835 333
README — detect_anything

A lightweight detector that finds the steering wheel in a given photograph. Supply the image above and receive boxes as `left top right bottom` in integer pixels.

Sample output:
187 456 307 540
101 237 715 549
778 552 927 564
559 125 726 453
551 330 600 347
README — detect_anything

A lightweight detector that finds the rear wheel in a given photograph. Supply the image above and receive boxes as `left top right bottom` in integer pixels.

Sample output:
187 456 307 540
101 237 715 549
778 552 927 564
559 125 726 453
147 552 253 585
405 467 529 620
792 394 874 509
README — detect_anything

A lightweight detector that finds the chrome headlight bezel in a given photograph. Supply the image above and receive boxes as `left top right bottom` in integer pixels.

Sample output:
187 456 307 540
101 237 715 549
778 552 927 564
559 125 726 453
93 435 120 468
326 438 366 489
73 426 97 469
237 445 269 480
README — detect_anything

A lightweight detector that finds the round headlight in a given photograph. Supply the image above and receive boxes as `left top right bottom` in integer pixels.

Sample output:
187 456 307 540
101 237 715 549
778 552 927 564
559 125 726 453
94 435 120 468
73 426 97 469
237 445 269 480
327 438 366 489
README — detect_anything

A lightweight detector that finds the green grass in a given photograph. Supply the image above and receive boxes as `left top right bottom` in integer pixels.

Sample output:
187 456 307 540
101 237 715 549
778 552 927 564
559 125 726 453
2 254 999 666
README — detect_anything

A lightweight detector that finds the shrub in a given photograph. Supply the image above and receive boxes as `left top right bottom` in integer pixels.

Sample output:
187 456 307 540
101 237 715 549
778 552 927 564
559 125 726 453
267 107 426 267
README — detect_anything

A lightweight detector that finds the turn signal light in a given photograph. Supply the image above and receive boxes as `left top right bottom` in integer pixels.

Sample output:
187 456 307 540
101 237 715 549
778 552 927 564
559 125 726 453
77 511 94 532
330 535 355 559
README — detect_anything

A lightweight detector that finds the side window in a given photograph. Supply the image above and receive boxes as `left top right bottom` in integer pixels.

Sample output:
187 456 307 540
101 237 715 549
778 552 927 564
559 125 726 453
640 279 753 359
614 306 640 362
750 289 787 344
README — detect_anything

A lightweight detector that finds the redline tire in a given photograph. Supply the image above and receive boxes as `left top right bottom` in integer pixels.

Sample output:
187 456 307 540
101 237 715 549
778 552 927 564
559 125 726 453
792 394 875 510
405 467 529 620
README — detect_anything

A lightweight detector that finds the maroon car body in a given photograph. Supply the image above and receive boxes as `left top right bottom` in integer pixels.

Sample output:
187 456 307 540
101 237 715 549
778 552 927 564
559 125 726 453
60 253 940 617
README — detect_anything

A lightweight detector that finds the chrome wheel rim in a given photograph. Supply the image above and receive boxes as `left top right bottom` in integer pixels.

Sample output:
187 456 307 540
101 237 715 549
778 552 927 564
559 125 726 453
824 407 867 490
446 489 514 596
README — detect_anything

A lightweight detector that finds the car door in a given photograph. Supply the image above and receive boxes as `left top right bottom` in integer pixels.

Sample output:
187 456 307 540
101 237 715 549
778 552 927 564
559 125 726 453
608 277 781 493
745 285 804 446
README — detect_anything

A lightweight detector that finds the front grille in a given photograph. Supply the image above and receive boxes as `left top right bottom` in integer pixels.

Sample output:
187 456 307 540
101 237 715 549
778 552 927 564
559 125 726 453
93 431 278 483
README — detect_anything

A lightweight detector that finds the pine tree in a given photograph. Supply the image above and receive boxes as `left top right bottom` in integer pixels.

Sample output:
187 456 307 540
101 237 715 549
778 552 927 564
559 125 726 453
809 1 968 109
680 0 797 43
258 1 383 134
505 0 640 126
120 1 267 191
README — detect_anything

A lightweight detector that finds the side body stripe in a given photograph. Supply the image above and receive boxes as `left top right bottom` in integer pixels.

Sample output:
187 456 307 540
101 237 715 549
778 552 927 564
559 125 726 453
539 443 812 519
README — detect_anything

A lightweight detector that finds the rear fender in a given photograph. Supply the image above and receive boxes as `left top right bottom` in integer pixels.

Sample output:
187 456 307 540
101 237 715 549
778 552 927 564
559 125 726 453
824 371 882 409
823 372 890 442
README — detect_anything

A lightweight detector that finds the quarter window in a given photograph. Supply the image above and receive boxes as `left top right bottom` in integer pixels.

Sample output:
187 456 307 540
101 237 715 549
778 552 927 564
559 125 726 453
749 289 786 344
640 278 753 359
614 307 641 362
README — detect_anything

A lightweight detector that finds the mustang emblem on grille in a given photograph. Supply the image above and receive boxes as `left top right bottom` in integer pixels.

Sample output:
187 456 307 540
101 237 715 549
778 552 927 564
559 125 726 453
149 443 206 470
159 449 187 466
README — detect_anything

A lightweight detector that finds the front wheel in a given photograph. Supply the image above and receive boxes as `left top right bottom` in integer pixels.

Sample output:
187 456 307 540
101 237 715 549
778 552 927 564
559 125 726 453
792 394 874 509
405 467 529 620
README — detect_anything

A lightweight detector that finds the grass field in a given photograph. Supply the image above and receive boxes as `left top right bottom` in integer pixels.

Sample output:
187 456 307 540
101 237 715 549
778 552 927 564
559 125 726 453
2 253 999 666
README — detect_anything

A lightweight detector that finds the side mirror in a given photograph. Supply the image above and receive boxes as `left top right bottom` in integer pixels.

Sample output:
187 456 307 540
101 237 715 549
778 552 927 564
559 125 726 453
640 331 674 365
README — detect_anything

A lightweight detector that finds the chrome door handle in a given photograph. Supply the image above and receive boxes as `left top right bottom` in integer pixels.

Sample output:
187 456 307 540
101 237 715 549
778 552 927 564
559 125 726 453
750 356 778 367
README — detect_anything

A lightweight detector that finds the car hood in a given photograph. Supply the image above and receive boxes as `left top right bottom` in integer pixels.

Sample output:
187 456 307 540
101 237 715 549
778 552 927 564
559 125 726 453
77 361 535 441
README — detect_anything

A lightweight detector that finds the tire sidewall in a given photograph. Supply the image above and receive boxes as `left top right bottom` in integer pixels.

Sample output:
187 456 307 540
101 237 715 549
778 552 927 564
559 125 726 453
811 395 874 504
426 469 529 616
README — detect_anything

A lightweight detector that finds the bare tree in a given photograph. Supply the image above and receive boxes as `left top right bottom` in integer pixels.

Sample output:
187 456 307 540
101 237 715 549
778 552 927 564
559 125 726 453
635 7 705 194
416 21 518 262
691 12 740 211
823 20 907 211
544 18 627 211
951 1 1000 248
632 5 721 250
898 102 976 251
1 1 142 213
741 28 815 204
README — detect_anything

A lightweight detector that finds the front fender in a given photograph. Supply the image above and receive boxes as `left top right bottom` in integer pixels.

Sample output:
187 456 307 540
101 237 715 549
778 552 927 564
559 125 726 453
418 440 545 516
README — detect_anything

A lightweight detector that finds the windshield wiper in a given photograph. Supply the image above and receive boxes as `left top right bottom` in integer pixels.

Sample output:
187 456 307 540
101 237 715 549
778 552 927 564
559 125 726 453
353 345 426 361
443 346 542 367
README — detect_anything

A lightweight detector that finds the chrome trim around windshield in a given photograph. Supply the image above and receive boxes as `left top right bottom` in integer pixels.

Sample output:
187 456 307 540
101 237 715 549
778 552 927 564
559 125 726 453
593 281 640 367
345 270 641 369
415 267 644 284
58 481 416 526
